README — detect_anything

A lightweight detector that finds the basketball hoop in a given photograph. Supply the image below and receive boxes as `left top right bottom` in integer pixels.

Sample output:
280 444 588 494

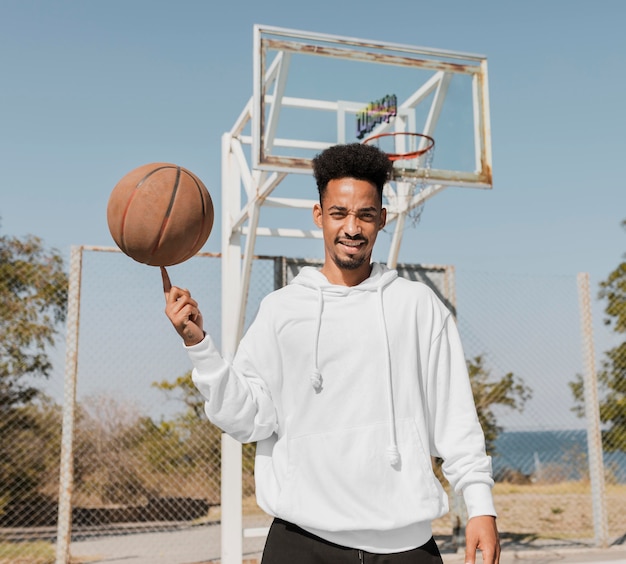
363 132 435 225
363 131 435 161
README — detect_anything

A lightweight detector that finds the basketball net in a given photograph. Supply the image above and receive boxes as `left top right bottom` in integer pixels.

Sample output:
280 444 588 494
391 148 434 226
363 132 435 226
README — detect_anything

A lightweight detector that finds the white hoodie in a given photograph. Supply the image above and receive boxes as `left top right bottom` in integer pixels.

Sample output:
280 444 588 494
187 263 496 553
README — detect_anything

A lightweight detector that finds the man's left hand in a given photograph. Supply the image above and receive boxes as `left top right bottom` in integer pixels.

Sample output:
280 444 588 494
464 515 500 564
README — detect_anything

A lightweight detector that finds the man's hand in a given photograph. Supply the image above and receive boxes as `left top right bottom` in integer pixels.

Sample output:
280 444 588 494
162 267 205 346
465 515 500 564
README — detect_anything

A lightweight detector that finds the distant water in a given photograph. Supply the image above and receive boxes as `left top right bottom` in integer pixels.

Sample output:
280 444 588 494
491 430 626 483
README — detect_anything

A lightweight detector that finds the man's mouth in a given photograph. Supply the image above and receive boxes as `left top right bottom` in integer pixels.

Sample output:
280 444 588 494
337 238 366 253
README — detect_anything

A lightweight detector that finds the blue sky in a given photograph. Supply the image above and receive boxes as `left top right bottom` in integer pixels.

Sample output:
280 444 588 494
1 0 624 287
2 0 624 429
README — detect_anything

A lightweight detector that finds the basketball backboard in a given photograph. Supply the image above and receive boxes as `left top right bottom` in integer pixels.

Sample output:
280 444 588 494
253 25 492 188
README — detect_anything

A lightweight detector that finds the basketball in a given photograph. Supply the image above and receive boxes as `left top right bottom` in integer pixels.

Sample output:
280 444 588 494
107 163 214 266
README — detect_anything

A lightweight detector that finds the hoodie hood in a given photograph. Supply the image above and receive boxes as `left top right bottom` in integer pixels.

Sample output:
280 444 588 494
290 262 398 295
289 262 401 466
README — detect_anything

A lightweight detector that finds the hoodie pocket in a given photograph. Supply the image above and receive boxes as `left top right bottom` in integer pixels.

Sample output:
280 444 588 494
276 418 447 532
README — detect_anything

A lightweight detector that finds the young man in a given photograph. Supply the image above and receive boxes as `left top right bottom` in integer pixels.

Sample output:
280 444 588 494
163 143 500 563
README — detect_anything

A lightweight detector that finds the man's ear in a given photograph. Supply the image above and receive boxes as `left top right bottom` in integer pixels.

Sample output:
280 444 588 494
313 203 323 229
379 207 387 231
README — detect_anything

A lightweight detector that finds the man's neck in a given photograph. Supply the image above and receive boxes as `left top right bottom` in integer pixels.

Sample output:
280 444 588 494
320 262 373 286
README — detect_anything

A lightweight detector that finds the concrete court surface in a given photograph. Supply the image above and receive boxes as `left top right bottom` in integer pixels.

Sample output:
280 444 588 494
69 523 626 564
69 521 263 564
442 546 626 564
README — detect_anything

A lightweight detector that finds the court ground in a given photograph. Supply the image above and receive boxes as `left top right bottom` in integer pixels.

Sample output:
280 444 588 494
68 521 626 564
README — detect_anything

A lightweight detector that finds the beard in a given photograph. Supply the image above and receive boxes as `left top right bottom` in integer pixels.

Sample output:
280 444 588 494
332 254 367 270
332 235 368 270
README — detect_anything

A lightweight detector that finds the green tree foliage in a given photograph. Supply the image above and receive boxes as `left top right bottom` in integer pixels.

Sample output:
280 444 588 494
153 373 205 418
467 355 533 454
0 233 67 408
0 232 67 513
570 219 626 451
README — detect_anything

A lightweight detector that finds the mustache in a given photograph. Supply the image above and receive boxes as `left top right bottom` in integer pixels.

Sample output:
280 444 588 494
335 233 367 244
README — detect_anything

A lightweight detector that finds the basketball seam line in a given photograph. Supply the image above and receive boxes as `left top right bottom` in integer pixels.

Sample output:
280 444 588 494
177 173 209 263
119 165 177 256
150 166 182 259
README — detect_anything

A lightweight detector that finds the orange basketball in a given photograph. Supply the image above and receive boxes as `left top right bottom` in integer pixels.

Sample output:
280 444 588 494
107 163 214 266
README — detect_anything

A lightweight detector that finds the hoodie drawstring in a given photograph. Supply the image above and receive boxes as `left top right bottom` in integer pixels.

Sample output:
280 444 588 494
377 286 401 467
310 286 324 392
308 281 400 467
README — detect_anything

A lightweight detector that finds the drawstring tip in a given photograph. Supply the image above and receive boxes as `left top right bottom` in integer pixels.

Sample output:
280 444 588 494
386 445 401 466
310 370 323 392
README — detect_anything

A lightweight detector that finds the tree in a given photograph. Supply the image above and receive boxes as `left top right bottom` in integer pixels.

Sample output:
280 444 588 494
153 372 205 418
570 219 626 451
72 394 148 505
0 232 67 408
0 399 63 520
0 231 67 512
467 355 533 454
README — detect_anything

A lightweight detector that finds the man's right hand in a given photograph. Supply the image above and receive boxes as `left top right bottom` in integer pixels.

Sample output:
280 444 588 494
162 267 205 346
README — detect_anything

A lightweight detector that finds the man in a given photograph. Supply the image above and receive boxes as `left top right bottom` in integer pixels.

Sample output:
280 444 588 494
164 143 500 563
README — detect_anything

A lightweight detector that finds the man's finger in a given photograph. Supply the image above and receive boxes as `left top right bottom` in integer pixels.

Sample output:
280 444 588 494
161 267 172 295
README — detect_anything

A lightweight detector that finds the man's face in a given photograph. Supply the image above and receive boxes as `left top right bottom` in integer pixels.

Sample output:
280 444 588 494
313 178 386 281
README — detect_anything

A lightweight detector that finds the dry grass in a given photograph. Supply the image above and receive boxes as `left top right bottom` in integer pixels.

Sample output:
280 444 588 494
433 481 626 541
0 542 55 564
0 541 100 564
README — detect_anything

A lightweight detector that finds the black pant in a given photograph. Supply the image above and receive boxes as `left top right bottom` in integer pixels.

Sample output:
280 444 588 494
261 518 443 564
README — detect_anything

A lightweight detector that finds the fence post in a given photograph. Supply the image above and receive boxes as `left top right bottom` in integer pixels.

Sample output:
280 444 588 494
55 246 83 564
577 272 609 548
444 265 465 551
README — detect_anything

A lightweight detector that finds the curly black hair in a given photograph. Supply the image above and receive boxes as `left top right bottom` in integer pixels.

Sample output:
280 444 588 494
312 143 393 204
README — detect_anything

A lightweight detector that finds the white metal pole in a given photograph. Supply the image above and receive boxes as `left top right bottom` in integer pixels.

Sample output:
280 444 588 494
236 200 261 344
386 180 410 269
577 272 609 548
221 433 243 563
221 132 243 564
387 213 406 269
55 246 83 564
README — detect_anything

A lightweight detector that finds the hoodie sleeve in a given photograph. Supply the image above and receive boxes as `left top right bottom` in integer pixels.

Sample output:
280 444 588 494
427 313 497 519
186 327 278 444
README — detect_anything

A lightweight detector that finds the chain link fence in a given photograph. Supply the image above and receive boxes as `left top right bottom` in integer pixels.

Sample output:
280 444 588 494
1 245 625 563
444 269 626 549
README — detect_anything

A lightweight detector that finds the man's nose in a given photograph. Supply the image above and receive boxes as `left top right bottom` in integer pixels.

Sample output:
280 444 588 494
343 213 361 236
